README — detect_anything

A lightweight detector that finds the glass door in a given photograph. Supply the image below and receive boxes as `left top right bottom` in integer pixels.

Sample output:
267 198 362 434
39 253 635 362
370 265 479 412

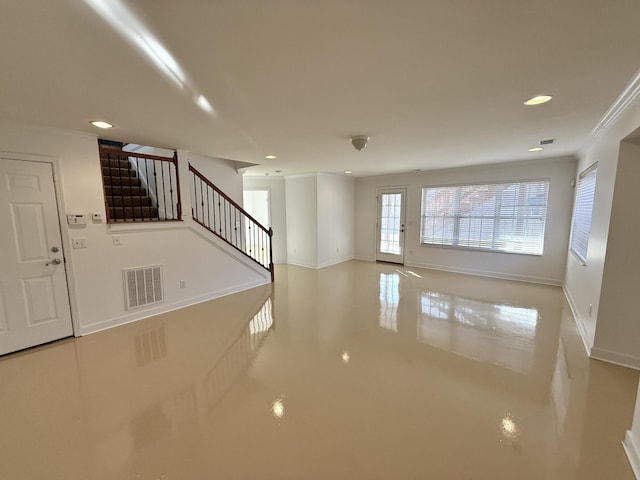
376 188 406 264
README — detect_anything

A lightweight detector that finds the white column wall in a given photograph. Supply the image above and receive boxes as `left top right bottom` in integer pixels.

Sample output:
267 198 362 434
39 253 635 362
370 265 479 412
317 174 355 268
285 175 318 268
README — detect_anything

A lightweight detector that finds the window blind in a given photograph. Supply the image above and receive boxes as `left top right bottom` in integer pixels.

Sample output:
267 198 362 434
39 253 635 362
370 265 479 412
570 164 597 264
420 180 549 255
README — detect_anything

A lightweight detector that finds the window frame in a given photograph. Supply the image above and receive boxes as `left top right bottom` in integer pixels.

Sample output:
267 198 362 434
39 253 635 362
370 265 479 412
569 163 598 265
419 178 550 256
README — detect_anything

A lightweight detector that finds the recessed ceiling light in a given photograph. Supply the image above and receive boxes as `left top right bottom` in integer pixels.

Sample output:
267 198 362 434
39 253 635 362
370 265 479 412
265 155 277 159
524 95 552 106
90 120 113 129
528 147 544 152
344 170 352 174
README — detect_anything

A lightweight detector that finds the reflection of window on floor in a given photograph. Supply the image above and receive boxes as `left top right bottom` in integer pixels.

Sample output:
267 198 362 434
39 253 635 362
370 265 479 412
418 291 537 374
379 273 399 332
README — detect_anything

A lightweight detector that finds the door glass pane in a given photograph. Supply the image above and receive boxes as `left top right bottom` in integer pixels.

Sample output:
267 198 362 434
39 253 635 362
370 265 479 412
380 193 402 254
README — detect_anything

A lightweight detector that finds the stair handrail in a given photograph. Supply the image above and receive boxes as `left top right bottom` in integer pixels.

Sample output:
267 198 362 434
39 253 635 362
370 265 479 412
189 163 274 282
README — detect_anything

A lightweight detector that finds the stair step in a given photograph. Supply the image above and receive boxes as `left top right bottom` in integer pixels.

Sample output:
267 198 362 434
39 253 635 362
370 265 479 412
101 158 130 169
107 196 153 207
109 206 159 220
100 153 130 162
101 166 137 178
104 185 147 196
103 176 142 187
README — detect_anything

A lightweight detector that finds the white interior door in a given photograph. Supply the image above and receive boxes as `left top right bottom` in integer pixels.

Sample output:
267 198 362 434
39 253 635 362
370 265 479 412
0 159 73 355
376 188 406 264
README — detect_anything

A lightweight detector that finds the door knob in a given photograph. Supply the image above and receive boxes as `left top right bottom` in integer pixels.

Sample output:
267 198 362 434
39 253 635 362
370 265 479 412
45 258 62 266
51 246 59 252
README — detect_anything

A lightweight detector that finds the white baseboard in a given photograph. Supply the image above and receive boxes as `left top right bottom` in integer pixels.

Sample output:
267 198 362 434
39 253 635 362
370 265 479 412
354 255 375 262
591 347 640 370
624 430 640 479
562 285 593 356
317 255 354 269
79 278 267 336
286 259 318 269
404 261 563 286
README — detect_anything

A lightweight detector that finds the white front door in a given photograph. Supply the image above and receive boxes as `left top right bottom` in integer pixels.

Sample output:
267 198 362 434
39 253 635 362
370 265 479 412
0 159 73 355
376 188 406 264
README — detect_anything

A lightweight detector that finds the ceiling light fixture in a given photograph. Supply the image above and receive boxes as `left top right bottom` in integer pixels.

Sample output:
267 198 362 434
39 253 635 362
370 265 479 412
344 170 352 174
265 155 277 159
350 135 369 151
528 147 544 152
524 95 553 106
90 120 113 129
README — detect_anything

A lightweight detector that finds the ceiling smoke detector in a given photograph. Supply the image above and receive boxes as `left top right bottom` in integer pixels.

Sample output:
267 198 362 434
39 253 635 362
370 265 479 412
350 135 369 151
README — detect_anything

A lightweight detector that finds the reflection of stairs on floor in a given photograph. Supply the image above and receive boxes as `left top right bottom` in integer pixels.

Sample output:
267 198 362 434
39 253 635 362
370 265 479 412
101 153 159 221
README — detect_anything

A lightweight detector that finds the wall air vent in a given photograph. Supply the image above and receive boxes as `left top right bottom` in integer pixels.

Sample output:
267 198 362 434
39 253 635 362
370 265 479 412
539 138 556 145
124 265 163 310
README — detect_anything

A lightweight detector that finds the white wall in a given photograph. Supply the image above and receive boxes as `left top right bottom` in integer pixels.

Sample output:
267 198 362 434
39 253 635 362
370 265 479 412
285 175 318 268
564 86 640 366
243 176 288 264
188 152 244 205
281 173 355 269
625 382 640 477
0 119 269 336
594 140 640 367
317 174 355 268
355 156 577 285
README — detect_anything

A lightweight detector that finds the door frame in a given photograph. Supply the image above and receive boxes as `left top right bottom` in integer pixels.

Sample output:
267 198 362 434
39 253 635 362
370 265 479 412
375 186 407 264
0 151 79 337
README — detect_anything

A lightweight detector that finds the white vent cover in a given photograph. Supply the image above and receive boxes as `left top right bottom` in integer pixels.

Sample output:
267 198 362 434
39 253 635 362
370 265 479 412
123 265 163 310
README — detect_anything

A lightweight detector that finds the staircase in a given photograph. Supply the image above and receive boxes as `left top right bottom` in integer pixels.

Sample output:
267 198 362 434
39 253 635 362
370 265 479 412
99 141 181 223
101 150 159 221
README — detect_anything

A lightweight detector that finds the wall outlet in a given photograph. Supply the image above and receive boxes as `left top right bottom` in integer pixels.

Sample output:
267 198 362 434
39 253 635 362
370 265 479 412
112 236 122 246
179 280 186 289
72 237 87 249
92 213 103 222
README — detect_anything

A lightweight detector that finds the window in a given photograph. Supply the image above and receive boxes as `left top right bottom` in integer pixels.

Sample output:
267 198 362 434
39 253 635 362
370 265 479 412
570 163 597 264
420 180 549 255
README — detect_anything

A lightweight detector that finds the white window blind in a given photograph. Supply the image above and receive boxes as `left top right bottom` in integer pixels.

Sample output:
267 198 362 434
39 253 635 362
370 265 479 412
570 164 597 264
420 180 549 255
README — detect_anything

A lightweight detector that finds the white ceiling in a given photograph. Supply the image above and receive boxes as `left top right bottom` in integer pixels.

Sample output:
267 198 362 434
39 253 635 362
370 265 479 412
1 0 639 177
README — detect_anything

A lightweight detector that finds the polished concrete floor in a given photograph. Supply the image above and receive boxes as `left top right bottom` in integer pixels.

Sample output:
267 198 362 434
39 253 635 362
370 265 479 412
0 261 638 480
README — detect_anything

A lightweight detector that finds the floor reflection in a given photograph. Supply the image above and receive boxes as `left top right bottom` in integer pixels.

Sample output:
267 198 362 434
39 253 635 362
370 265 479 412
418 290 538 373
378 272 399 332
204 297 273 410
0 262 637 480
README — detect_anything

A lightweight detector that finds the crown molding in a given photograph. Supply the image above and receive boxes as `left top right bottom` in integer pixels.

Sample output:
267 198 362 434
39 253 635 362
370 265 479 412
591 68 640 138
